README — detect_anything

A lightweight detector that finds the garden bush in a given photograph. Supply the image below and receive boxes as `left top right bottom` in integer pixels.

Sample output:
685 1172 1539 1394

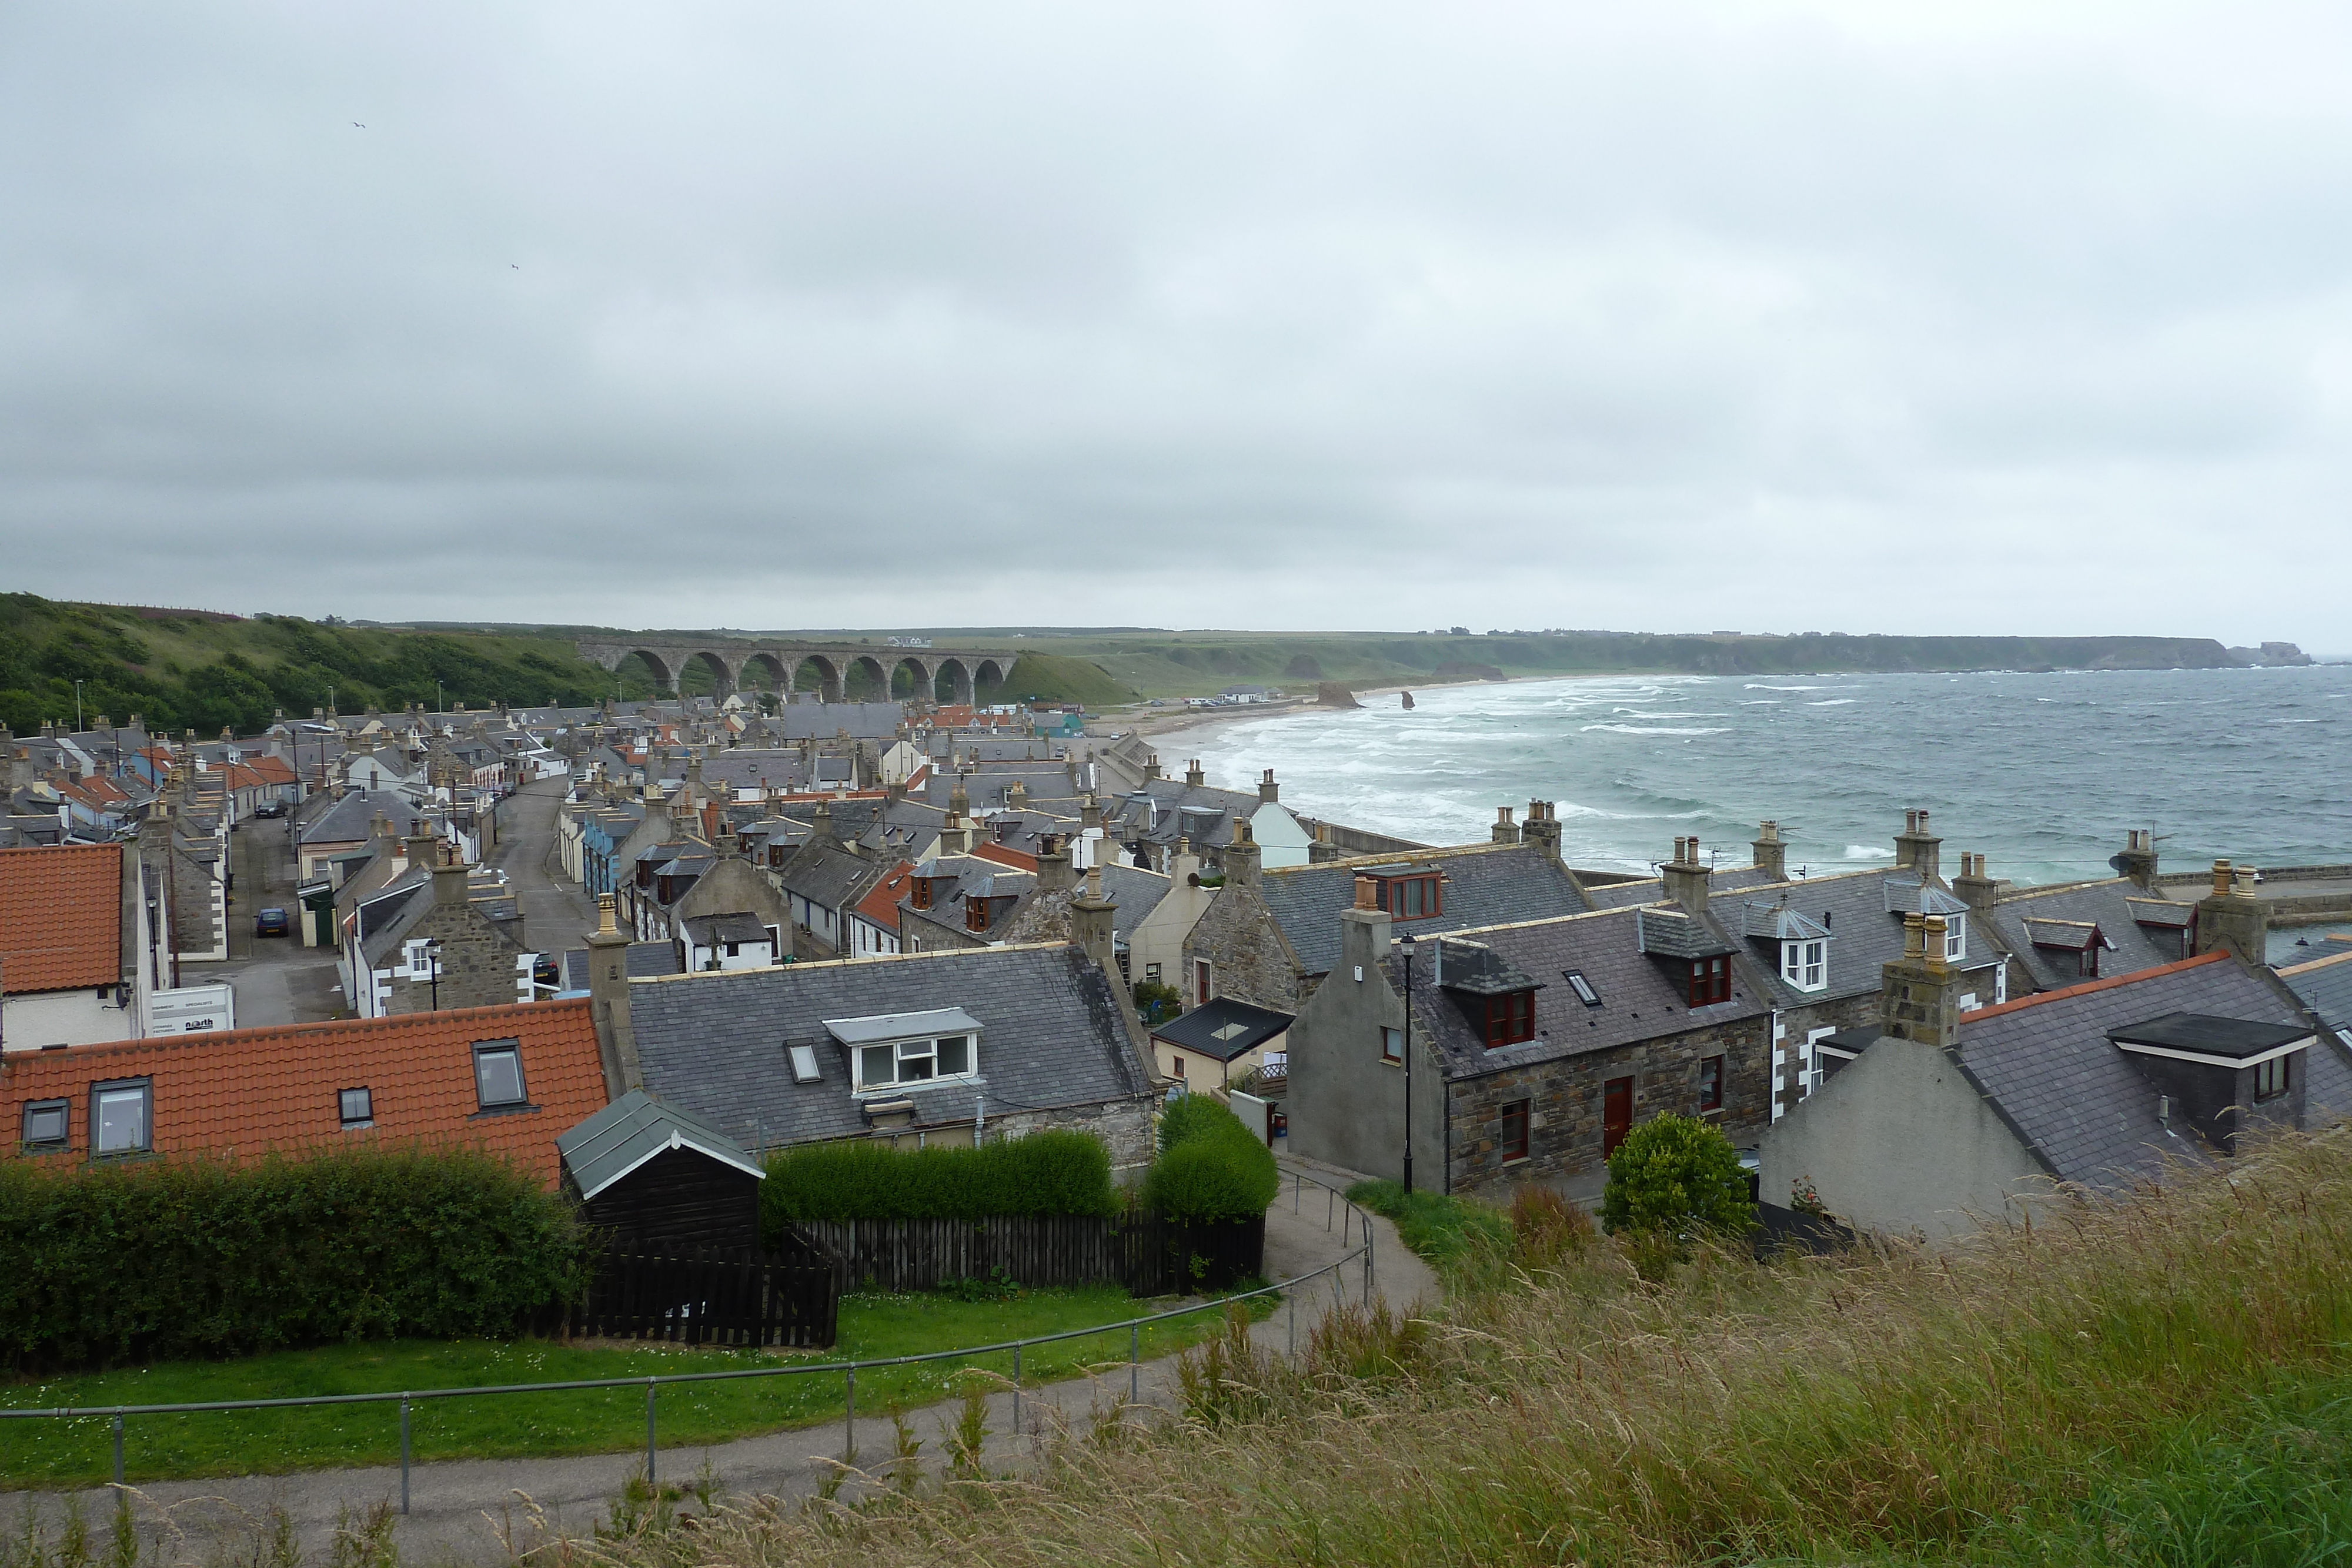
1599 1112 1754 1238
759 1130 1117 1239
1145 1096 1278 1223
0 1146 591 1371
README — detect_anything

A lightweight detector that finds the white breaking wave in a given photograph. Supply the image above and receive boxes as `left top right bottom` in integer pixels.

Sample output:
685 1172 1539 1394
1808 698 1858 707
1611 710 1730 720
1843 844 1894 859
1746 683 1822 691
1579 724 1730 736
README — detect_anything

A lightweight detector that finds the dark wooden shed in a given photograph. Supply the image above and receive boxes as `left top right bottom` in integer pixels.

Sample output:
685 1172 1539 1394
558 1089 766 1254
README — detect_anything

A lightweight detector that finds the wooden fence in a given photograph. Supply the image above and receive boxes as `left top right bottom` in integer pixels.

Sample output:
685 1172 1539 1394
793 1212 1265 1296
576 1238 839 1349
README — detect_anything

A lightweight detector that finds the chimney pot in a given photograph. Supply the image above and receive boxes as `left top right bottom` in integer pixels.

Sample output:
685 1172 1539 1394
1354 874 1378 910
2211 858 2233 897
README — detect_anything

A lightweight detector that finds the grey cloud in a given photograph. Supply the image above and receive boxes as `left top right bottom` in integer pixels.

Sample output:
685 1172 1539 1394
2 1 2348 641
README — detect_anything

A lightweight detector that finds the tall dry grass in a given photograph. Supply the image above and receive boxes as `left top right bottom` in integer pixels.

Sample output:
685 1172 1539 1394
578 1128 2352 1567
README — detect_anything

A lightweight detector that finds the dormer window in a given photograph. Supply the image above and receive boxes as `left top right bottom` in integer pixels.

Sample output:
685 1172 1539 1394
1369 870 1443 921
1780 940 1827 993
911 877 934 911
1687 957 1730 1007
1483 989 1535 1047
1943 917 1966 962
828 1007 985 1096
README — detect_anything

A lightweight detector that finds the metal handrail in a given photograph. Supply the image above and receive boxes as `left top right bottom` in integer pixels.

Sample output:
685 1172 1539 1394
0 1168 1378 1511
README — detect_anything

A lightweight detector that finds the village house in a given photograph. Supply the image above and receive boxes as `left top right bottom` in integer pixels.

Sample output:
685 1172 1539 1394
1 999 612 1186
1282 875 1774 1198
596 887 1158 1168
1150 996 1292 1093
1758 921 2350 1240
0 843 157 1051
344 834 533 1018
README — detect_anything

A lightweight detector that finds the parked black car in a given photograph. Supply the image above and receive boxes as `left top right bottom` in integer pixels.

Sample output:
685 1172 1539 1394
252 801 288 819
254 907 291 938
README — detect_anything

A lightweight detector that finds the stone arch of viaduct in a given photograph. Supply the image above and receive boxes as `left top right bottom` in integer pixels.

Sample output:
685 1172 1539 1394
576 639 1020 706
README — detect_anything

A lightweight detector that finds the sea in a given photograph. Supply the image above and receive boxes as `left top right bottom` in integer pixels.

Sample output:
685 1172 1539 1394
1178 666 2350 921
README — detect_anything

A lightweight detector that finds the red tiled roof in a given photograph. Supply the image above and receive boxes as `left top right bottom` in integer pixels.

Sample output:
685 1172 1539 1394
0 1000 609 1186
851 860 916 928
1965 949 2230 1023
0 844 122 994
972 842 1038 872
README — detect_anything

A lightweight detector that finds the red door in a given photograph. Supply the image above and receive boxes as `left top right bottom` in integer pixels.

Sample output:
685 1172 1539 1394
1603 1076 1634 1156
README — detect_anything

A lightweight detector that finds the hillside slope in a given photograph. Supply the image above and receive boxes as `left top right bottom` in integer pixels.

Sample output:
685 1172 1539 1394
598 1128 2352 1568
0 596 642 736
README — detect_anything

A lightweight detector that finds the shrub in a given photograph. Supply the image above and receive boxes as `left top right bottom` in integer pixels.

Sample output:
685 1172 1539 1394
1599 1112 1754 1238
1507 1184 1595 1271
760 1130 1117 1239
0 1146 590 1371
1132 979 1182 1027
1145 1096 1278 1223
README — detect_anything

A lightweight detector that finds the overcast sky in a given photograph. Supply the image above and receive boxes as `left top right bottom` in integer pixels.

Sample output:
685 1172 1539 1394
4 2 2347 644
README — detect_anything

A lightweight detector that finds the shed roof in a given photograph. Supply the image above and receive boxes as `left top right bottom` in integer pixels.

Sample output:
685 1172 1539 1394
1152 997 1295 1062
557 1088 764 1201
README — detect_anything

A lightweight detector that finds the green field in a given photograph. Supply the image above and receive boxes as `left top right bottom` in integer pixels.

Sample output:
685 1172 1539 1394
0 1286 1267 1487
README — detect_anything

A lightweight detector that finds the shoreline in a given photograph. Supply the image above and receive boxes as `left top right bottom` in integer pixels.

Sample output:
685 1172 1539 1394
1103 669 1612 743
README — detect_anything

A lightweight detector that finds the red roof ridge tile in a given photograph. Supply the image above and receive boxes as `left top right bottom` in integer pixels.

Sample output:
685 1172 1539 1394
1965 949 2231 1022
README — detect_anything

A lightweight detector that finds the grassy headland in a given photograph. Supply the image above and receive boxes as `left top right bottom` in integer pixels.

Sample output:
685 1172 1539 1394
584 1128 2352 1567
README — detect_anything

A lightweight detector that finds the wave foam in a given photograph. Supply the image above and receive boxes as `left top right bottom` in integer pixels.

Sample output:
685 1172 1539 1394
1580 724 1730 736
1842 844 1893 860
1746 684 1822 691
1808 698 1858 707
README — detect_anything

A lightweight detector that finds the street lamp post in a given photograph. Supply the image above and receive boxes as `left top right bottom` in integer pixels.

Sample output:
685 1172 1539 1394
427 940 443 1012
1399 931 1417 1194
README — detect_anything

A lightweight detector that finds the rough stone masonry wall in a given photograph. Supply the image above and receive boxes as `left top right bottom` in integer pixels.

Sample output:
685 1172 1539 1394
385 901 526 1015
1181 882 1302 1012
1447 1015 1772 1195
996 1096 1157 1175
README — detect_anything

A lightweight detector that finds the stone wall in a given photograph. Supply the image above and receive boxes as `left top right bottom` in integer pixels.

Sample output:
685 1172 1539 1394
1446 1014 1772 1194
385 899 529 1015
1181 880 1304 1012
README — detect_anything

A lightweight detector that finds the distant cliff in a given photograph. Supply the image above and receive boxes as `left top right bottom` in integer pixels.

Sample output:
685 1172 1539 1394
1068 630 2264 698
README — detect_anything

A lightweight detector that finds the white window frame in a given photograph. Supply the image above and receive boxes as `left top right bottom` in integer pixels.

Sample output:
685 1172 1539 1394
1943 917 1966 962
853 1031 980 1094
1780 940 1828 993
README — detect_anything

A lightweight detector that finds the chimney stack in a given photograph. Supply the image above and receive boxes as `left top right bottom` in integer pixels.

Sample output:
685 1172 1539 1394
1879 912 1963 1049
1661 835 1710 912
1223 815 1261 890
1492 805 1519 845
2116 828 2160 891
1258 769 1279 804
1893 808 1943 880
1186 759 1205 786
1521 800 1562 866
586 894 643 1094
1035 834 1074 893
1953 851 1999 913
1750 820 1786 881
1071 864 1118 975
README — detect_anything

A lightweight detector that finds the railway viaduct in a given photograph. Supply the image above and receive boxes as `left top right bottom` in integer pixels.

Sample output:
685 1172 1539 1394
575 637 1021 705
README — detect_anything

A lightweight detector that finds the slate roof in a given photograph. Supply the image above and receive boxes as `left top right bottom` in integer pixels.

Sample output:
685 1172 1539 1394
1151 997 1294 1062
1102 781 1265 852
1635 906 1740 959
0 1000 609 1186
1705 867 2002 1008
773 703 903 740
560 941 686 991
557 1088 764 1201
301 790 429 844
0 843 120 992
1954 952 2350 1189
1401 907 1770 1082
628 944 1152 1151
1582 865 1783 910
2280 948 2352 1039
1260 844 1591 978
780 841 879 913
1984 879 2201 992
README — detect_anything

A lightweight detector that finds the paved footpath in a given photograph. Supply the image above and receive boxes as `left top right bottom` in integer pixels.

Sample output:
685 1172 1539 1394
14 1166 1435 1565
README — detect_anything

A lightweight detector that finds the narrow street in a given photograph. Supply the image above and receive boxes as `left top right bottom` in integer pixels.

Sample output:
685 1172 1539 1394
489 775 600 959
203 807 343 1028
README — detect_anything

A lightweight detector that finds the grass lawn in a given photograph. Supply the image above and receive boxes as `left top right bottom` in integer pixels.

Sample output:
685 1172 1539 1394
0 1285 1272 1488
1346 1180 1509 1277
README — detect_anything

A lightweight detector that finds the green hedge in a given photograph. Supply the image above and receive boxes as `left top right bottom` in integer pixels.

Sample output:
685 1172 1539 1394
0 1147 592 1372
1144 1095 1279 1223
759 1131 1118 1238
